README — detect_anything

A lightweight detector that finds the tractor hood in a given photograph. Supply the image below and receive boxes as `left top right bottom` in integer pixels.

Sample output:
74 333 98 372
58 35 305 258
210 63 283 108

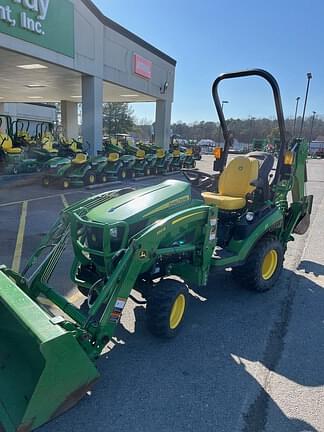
86 180 191 225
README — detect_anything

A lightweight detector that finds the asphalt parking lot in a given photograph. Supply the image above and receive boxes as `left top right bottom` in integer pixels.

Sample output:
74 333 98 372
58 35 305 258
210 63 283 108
0 156 323 432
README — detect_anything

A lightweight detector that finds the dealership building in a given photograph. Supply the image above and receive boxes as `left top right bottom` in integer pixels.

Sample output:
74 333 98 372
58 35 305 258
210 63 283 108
0 0 176 153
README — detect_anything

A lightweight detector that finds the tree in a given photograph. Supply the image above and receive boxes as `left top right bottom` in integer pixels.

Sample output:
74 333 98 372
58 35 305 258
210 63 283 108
103 103 135 135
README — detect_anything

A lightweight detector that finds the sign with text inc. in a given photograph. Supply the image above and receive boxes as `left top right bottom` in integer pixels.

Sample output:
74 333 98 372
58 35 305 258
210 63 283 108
0 0 74 57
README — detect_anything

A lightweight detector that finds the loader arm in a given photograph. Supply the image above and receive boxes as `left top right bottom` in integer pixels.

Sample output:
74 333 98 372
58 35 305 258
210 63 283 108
81 204 218 355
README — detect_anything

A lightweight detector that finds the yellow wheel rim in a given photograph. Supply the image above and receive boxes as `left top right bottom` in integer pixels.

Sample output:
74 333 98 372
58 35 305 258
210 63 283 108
89 175 95 184
63 180 69 189
262 250 278 280
169 294 185 330
122 171 126 179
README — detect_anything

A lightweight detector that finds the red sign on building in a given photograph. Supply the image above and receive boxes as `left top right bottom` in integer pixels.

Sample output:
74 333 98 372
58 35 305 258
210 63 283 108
133 54 152 79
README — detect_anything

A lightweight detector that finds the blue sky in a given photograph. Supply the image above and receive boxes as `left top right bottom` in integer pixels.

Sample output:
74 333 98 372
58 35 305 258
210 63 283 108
93 0 323 124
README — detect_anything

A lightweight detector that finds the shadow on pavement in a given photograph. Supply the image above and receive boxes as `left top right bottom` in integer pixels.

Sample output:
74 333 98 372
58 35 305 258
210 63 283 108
42 267 324 432
298 259 324 277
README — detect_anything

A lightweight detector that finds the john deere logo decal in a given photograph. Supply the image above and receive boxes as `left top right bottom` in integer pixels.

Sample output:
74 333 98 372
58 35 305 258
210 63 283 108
238 166 244 171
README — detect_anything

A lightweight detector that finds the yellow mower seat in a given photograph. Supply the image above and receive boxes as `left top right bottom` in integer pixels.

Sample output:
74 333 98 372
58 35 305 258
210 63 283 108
156 148 165 158
202 156 259 211
108 152 119 162
72 153 88 165
173 149 180 157
42 134 58 153
136 149 145 160
70 141 82 153
0 134 22 154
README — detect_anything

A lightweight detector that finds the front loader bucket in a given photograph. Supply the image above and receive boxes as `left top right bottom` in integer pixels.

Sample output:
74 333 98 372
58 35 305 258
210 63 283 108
0 272 99 432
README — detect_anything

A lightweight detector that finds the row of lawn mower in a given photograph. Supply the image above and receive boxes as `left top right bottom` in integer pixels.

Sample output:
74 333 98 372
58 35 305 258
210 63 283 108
0 114 199 187
0 117 84 175
42 134 198 189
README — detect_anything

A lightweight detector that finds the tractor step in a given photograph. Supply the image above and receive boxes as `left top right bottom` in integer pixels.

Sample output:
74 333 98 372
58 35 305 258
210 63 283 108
212 246 236 260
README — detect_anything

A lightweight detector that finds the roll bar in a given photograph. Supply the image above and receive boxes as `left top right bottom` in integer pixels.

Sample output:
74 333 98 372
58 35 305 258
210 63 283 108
212 69 287 184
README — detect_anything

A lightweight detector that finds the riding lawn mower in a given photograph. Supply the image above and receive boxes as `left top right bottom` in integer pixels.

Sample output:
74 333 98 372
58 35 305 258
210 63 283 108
0 116 42 175
119 134 157 176
0 69 313 432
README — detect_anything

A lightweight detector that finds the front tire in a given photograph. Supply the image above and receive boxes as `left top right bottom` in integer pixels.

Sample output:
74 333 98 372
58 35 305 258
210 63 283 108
232 236 284 292
146 279 188 338
100 173 108 183
42 176 50 187
84 171 96 186
117 167 128 180
144 165 151 176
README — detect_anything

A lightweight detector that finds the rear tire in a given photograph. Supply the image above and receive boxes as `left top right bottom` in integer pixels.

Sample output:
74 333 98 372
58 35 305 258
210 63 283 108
144 165 151 176
128 169 136 179
232 236 284 292
146 279 188 338
62 178 70 189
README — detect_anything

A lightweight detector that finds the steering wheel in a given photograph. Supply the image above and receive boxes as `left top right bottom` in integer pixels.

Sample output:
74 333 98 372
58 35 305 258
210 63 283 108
182 168 219 192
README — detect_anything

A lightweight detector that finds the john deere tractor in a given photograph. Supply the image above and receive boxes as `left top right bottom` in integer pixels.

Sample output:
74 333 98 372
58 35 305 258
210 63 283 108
139 141 173 174
155 147 173 173
102 136 136 179
0 69 313 432
0 116 41 175
42 152 101 188
119 134 157 176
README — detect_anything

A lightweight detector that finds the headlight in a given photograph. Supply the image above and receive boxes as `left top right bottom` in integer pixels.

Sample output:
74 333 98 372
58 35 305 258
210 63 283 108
110 227 118 239
246 212 254 222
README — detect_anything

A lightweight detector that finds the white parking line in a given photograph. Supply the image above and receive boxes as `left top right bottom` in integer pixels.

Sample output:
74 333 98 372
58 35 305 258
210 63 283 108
61 194 69 208
0 191 91 208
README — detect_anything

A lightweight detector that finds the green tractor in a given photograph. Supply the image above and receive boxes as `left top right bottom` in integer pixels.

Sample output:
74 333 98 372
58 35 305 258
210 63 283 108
118 134 157 176
169 135 187 171
101 136 136 180
57 135 84 158
0 69 313 432
139 141 173 174
0 116 42 175
42 152 105 189
252 138 268 152
28 123 60 163
155 147 173 173
182 147 197 168
136 141 160 174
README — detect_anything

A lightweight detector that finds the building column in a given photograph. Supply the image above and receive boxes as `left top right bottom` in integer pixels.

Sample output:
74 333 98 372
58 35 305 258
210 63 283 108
61 101 79 139
155 99 172 150
81 75 103 156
